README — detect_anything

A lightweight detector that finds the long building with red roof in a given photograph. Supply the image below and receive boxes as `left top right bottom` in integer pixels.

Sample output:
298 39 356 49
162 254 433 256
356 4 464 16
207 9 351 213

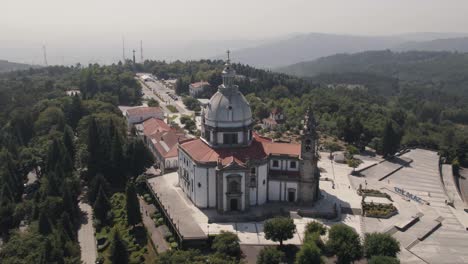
177 54 320 213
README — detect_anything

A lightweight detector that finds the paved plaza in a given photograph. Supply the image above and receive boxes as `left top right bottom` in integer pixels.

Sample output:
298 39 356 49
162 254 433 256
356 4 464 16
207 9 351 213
353 149 468 264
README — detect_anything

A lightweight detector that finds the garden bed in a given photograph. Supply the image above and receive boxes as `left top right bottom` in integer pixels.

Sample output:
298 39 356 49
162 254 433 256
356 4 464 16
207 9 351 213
357 188 393 201
362 202 398 219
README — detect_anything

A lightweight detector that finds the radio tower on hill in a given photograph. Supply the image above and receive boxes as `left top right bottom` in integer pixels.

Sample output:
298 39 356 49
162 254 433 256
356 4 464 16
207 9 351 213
140 40 144 62
42 45 48 66
122 37 126 62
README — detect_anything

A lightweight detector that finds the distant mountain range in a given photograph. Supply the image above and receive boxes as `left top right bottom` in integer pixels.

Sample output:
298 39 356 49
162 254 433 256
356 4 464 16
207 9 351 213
277 50 468 98
0 60 37 73
219 32 468 68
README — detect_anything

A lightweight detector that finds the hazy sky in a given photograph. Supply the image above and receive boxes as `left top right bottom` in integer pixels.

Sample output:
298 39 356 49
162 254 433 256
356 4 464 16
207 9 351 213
2 0 468 64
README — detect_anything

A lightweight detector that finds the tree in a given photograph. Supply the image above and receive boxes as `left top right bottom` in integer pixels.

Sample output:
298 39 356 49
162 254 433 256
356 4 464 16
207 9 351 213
182 97 201 111
126 139 154 178
305 221 326 236
147 98 160 107
93 186 111 224
109 130 126 188
126 181 142 227
295 242 323 264
363 233 400 258
382 121 400 157
87 117 100 177
211 231 241 258
38 211 53 235
263 217 296 246
63 126 76 162
368 255 400 264
326 224 362 264
87 173 110 204
68 94 83 129
257 246 285 264
109 228 129 264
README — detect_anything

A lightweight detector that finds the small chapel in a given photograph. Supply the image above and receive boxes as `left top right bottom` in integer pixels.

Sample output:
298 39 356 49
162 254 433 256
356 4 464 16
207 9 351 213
177 52 320 213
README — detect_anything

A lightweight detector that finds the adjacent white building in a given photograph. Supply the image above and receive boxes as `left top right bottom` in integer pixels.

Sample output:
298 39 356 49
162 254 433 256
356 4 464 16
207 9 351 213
125 106 164 125
178 53 321 213
189 81 210 98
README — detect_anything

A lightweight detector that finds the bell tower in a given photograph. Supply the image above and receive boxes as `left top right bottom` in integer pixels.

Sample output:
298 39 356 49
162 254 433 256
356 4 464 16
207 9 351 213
299 107 320 203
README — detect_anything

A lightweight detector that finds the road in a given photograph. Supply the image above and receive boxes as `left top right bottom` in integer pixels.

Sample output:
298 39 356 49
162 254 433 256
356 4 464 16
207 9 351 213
78 202 97 264
136 73 201 131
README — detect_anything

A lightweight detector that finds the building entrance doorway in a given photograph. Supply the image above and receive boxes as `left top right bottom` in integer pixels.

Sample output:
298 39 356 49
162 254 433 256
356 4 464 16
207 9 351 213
288 190 296 202
230 199 238 211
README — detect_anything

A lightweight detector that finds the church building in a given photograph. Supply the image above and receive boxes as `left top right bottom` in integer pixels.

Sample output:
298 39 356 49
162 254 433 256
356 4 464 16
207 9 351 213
177 52 320 213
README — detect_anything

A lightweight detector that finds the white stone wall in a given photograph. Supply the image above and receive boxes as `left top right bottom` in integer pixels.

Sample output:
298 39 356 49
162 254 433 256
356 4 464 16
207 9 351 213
126 111 164 125
193 166 208 207
165 157 178 169
258 164 268 204
268 180 298 202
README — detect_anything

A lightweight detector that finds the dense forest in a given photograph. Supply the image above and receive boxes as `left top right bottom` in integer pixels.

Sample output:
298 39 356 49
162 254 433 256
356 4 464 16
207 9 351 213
0 54 467 262
0 64 153 263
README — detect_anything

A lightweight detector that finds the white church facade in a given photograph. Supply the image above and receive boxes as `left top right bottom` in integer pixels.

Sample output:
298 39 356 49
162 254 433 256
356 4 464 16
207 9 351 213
177 53 320 213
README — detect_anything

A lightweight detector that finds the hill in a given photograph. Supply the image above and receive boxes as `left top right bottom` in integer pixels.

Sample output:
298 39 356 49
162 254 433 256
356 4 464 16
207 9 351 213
395 37 468 53
221 33 403 68
216 32 468 68
0 59 37 73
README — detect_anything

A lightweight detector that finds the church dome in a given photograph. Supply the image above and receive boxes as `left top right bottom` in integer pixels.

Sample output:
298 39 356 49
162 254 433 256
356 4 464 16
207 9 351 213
204 88 252 128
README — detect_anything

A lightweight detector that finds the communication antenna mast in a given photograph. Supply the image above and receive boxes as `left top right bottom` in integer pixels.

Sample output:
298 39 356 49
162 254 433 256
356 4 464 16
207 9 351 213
42 45 48 66
140 40 143 62
122 37 126 62
132 49 136 64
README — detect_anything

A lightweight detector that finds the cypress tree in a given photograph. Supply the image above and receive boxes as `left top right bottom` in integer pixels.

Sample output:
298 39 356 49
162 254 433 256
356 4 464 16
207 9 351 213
63 126 75 162
87 117 100 177
125 182 141 227
382 121 400 157
109 228 129 264
88 173 110 204
69 94 83 129
38 211 52 235
62 182 79 227
110 129 125 188
60 212 76 240
93 186 111 224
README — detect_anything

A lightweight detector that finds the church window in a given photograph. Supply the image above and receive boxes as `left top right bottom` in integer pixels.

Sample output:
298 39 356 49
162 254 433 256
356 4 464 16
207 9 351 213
248 130 252 141
250 176 256 187
263 179 266 185
272 160 279 168
229 181 240 193
205 130 211 142
198 182 201 188
250 167 257 187
290 161 297 169
223 133 238 144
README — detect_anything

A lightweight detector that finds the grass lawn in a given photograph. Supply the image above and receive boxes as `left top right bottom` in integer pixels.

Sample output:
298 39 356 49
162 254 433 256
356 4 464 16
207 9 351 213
96 193 155 264
166 105 178 113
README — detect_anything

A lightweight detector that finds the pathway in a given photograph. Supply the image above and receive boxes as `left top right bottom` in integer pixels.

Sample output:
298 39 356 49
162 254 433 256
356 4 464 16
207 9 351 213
139 197 170 253
77 202 97 264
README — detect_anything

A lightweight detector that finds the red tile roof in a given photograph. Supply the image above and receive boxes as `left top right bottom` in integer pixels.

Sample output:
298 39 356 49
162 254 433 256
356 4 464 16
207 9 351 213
126 107 163 117
179 133 300 167
142 118 171 135
150 131 188 158
189 81 210 89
